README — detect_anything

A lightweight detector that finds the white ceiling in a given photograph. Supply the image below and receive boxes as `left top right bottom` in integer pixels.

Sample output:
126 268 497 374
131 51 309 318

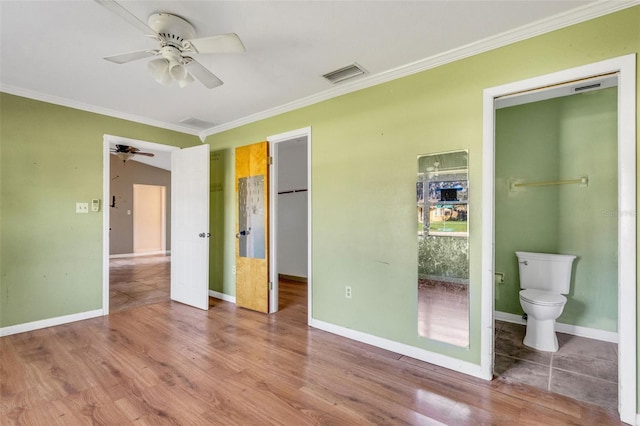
0 1 632 139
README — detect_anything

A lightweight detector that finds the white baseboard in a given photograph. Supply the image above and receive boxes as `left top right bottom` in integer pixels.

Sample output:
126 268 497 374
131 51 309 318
109 251 171 259
309 318 489 380
495 311 618 343
209 290 236 304
0 309 104 337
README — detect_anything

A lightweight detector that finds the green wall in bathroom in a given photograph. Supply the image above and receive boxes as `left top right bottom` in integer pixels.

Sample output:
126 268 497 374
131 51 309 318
495 87 618 331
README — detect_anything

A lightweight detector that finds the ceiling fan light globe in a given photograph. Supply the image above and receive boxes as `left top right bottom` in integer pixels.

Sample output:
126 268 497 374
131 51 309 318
147 58 172 85
177 73 195 88
116 152 133 163
169 61 188 82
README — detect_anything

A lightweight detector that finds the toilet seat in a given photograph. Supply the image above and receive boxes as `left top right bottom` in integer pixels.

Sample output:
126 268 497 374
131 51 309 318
519 289 566 306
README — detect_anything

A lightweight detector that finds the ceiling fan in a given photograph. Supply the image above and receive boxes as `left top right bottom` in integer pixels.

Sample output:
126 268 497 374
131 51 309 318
111 144 155 163
95 0 245 89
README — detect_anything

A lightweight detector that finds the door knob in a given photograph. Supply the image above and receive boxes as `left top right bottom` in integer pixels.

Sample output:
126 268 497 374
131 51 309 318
199 232 211 238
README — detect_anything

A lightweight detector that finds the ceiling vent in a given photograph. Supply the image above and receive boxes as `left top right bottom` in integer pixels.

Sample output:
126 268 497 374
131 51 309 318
573 82 602 93
179 117 216 129
323 63 367 84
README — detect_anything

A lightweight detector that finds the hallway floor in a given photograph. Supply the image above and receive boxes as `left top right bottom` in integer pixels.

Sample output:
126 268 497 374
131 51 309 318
494 320 618 411
109 254 170 313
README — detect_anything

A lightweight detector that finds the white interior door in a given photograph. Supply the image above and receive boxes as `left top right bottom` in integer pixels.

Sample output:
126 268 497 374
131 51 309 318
171 144 210 310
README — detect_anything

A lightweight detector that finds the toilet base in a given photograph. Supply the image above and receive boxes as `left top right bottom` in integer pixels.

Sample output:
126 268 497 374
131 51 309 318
523 318 558 352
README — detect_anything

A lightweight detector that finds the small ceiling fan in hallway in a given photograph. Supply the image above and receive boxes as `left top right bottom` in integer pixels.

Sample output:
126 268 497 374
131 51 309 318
111 144 154 163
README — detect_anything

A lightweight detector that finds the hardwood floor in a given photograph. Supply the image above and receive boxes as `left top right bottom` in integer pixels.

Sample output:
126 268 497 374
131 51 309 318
1 279 624 425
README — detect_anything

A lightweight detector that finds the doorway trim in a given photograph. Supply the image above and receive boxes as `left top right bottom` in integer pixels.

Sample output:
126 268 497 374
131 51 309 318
102 134 179 315
481 54 636 423
266 127 312 319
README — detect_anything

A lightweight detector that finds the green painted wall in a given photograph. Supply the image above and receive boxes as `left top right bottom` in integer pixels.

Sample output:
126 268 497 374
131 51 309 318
495 88 618 331
209 148 235 295
204 7 639 368
0 93 199 327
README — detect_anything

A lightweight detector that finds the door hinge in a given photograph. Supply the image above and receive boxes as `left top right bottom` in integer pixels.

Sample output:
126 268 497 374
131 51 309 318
269 281 273 290
269 156 273 165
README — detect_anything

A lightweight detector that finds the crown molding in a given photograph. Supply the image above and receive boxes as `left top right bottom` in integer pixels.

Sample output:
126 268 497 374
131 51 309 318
0 84 200 136
2 1 637 140
200 0 639 138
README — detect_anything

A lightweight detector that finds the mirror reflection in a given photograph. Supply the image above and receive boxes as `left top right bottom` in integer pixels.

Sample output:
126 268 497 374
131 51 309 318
417 150 469 347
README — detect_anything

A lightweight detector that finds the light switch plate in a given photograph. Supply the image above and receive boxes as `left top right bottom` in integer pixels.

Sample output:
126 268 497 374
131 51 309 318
76 202 89 213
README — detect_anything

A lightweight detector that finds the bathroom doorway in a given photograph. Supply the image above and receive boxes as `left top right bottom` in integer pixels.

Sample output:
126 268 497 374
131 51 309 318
481 55 636 423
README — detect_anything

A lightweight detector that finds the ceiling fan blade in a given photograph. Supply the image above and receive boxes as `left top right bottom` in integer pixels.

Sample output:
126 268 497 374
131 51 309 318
186 59 223 89
115 144 139 153
187 33 245 54
104 50 157 64
134 152 155 157
94 0 157 37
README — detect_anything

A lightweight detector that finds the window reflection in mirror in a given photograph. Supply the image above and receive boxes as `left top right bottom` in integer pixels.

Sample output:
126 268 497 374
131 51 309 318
417 150 469 347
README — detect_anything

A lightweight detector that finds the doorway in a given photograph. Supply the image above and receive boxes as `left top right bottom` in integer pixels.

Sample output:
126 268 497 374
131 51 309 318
102 135 179 315
133 184 166 255
268 127 311 320
481 55 636 423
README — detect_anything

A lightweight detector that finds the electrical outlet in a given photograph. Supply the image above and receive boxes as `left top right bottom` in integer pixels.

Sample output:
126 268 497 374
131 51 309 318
345 286 352 299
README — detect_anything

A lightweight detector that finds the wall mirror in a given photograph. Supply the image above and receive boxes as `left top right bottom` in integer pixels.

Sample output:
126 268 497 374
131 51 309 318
417 150 469 347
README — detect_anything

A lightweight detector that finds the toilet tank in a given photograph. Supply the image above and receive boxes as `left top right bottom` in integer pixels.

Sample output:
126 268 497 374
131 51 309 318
515 251 576 294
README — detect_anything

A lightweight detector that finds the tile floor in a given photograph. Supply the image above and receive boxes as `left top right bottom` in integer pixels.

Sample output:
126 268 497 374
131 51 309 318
109 254 171 313
494 320 618 410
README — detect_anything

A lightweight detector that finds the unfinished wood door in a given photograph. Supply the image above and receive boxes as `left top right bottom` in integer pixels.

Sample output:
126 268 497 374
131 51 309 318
235 141 269 313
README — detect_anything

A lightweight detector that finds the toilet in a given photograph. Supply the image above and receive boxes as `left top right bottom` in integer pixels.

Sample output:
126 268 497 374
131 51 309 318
516 251 576 352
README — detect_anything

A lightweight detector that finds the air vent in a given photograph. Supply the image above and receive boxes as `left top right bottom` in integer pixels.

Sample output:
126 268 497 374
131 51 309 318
179 117 216 129
323 63 367 84
574 83 602 92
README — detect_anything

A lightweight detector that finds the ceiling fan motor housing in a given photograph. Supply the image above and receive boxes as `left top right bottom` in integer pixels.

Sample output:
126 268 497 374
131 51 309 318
148 13 196 51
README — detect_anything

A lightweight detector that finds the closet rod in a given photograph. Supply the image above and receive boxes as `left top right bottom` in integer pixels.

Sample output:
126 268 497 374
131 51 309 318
512 176 588 189
278 189 308 195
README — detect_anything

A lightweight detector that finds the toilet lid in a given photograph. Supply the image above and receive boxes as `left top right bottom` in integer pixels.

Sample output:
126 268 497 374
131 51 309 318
519 289 566 306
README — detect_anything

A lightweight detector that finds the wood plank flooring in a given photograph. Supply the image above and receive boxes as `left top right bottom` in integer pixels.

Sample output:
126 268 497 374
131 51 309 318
1 278 625 424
